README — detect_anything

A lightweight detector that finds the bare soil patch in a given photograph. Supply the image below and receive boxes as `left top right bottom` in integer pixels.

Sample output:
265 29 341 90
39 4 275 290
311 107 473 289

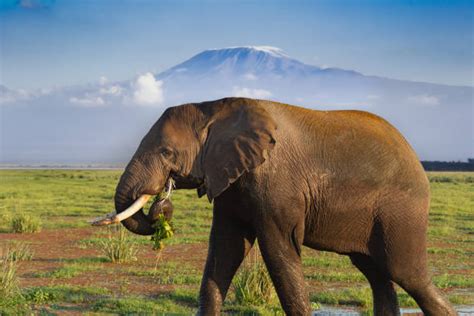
0 227 209 296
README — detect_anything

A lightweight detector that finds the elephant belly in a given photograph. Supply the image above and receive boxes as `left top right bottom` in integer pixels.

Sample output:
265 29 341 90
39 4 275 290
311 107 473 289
302 205 374 255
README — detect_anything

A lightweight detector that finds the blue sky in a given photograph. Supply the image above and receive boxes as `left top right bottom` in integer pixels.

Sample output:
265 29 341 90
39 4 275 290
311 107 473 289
1 0 472 90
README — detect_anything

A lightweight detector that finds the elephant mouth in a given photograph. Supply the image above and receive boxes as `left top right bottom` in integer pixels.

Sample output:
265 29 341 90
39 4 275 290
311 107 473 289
90 179 175 227
147 197 174 222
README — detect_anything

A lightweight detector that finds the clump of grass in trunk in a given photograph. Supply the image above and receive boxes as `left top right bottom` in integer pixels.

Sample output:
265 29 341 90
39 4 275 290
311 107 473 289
99 226 138 263
149 193 175 268
10 214 41 233
232 244 276 306
151 214 174 251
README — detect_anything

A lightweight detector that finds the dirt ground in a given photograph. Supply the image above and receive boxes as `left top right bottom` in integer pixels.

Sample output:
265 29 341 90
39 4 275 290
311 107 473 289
0 227 208 296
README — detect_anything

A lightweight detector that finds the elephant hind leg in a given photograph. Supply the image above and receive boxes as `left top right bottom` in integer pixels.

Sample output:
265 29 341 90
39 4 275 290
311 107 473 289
393 276 457 316
350 254 400 316
374 203 457 316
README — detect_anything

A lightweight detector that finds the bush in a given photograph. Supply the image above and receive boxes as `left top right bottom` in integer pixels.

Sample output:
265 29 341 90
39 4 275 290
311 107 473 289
10 214 41 233
99 227 138 263
232 246 276 306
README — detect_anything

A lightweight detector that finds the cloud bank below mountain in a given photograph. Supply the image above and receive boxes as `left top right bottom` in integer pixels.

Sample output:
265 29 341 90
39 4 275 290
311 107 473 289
1 46 472 163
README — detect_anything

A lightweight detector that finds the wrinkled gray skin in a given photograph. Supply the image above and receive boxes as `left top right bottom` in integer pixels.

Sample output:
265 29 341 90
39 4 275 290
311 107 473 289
115 98 456 316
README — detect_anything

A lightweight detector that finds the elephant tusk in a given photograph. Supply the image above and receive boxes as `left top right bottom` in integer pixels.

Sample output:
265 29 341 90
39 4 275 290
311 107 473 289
89 211 118 226
89 194 152 226
113 194 152 222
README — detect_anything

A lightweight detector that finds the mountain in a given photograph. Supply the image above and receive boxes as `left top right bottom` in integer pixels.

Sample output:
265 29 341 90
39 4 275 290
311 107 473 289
1 46 472 164
156 46 365 104
159 46 360 79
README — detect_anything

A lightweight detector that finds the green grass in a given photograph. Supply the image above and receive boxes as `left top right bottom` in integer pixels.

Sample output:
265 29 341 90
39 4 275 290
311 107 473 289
33 262 103 279
302 251 353 269
311 287 373 308
0 170 473 314
306 271 367 283
1 241 33 262
91 293 196 314
0 254 20 299
1 285 197 314
129 261 202 285
24 285 111 304
10 214 41 233
433 273 474 289
99 226 139 263
232 248 277 306
0 170 120 231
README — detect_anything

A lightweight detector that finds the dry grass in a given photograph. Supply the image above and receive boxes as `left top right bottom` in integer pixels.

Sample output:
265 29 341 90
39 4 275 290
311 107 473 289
10 214 41 233
0 249 21 298
99 226 138 263
2 241 33 262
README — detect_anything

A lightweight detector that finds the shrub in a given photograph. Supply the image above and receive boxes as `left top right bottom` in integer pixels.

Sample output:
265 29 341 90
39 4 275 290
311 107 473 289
10 214 41 233
99 227 138 263
232 246 276 306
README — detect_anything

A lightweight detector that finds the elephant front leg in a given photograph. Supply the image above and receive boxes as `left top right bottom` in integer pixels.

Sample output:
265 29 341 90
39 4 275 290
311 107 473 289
198 213 255 315
257 219 311 315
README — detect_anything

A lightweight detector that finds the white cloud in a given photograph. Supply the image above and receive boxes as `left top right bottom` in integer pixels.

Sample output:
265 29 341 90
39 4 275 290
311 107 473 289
0 95 17 104
232 86 272 99
69 96 105 106
0 86 32 104
407 94 439 106
133 73 164 105
99 76 108 85
99 85 122 96
67 80 121 107
243 73 258 81
39 87 55 95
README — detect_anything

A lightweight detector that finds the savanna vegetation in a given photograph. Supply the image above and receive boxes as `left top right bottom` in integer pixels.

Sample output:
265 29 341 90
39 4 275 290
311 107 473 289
0 170 472 315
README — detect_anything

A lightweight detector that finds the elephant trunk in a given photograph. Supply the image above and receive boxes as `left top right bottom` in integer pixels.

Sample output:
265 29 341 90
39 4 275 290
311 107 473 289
114 190 155 236
113 158 164 236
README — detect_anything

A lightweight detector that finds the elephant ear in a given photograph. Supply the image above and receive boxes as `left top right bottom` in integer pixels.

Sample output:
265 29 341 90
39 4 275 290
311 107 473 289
202 104 276 201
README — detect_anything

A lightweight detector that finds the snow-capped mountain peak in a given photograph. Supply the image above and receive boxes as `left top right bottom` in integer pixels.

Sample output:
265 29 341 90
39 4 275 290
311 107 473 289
158 46 321 79
157 46 363 82
206 46 289 57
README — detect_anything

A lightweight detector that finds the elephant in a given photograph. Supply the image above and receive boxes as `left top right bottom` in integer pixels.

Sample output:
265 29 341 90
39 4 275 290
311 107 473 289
104 97 456 315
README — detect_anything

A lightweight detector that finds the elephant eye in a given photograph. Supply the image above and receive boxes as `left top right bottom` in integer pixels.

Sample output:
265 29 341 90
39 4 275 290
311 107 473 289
159 147 173 158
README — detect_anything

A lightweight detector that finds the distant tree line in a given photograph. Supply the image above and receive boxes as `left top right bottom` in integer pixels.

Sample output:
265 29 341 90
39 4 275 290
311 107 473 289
421 159 474 171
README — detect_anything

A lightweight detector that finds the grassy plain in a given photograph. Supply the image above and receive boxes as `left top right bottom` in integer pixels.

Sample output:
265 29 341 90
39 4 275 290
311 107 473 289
0 170 472 314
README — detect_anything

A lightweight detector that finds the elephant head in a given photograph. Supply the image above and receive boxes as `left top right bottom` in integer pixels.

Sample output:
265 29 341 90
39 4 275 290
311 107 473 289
111 98 277 235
